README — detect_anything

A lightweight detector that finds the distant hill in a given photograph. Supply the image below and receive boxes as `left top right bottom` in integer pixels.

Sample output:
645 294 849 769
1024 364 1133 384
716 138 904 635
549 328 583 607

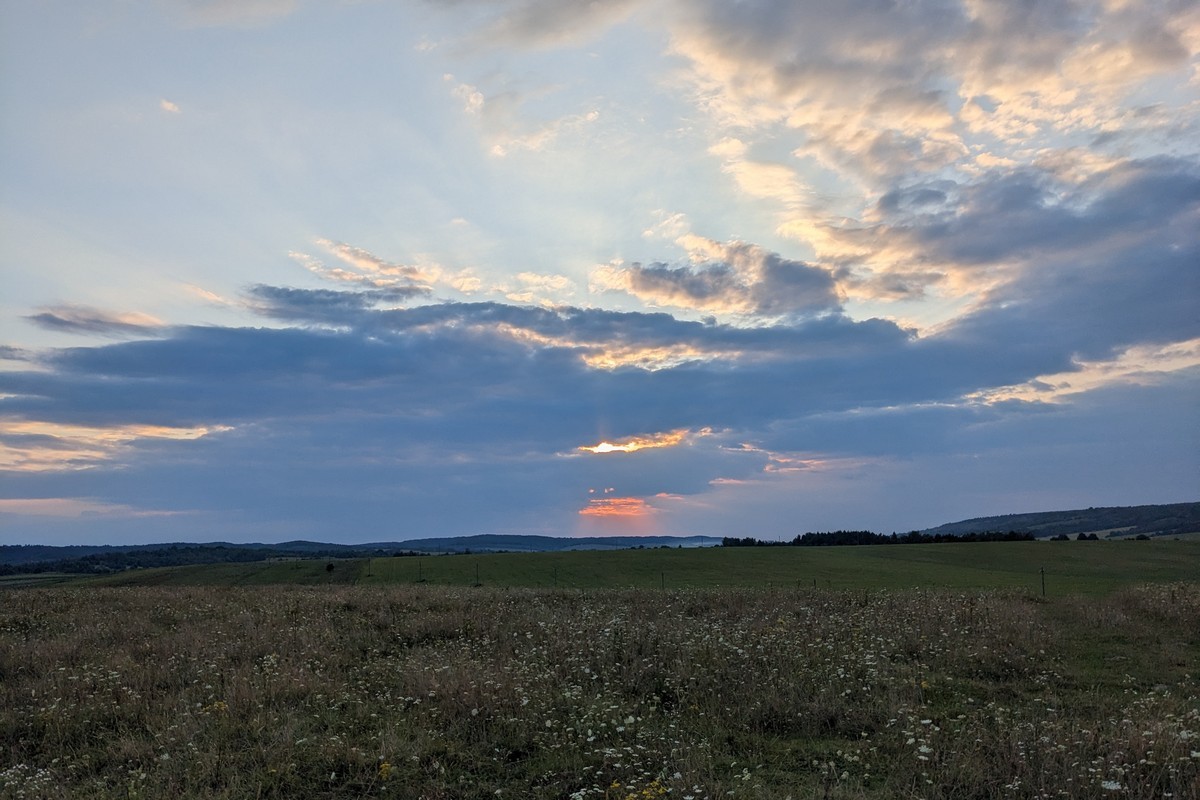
921 502 1200 539
0 535 722 573
4 503 1196 576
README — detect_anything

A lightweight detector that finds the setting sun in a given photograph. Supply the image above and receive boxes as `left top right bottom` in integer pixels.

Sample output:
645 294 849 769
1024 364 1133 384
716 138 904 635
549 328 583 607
578 429 691 454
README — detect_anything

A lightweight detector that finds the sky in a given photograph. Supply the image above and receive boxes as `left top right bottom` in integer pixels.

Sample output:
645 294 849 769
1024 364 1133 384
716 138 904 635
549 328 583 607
1 0 1198 546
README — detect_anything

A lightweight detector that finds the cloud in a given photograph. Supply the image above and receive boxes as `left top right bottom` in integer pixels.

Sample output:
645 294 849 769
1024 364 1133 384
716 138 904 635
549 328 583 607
0 346 32 362
502 271 576 304
26 305 165 337
652 0 1200 311
246 284 429 324
577 496 655 518
3 251 1195 542
4 0 1196 545
668 0 1197 174
0 421 228 473
806 155 1200 327
920 157 1200 356
0 497 187 518
578 428 692 454
969 338 1200 405
444 73 602 157
183 284 236 307
288 239 436 291
450 79 486 115
593 237 841 318
471 0 640 48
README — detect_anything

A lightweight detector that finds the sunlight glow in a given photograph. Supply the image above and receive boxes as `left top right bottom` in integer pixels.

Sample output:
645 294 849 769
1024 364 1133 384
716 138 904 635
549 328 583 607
968 338 1200 404
577 497 655 518
495 323 738 371
579 429 691 454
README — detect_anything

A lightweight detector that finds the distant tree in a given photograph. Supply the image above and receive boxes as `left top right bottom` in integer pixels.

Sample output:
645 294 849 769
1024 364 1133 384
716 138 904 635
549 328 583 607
793 530 889 546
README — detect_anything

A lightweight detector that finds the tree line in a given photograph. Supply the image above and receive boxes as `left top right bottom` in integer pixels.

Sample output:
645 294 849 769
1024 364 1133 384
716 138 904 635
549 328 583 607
722 530 1037 547
0 544 419 576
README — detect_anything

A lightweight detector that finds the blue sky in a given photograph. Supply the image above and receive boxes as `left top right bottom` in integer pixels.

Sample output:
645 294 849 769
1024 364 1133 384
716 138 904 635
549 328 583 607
1 0 1197 545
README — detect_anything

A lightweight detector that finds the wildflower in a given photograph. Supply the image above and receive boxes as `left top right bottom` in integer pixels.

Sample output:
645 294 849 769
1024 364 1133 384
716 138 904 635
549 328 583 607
378 762 392 780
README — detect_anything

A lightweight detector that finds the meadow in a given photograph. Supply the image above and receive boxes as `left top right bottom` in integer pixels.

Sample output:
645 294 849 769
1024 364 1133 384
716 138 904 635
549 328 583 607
78 540 1200 595
1 544 1197 799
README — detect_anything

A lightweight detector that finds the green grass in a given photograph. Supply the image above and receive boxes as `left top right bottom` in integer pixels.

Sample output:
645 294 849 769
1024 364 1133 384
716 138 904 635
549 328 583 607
78 540 1200 594
0 573 79 588
81 559 367 587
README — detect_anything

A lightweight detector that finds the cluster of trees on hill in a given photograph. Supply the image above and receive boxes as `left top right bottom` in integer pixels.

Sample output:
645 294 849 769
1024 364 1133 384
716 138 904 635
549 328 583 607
722 530 1036 547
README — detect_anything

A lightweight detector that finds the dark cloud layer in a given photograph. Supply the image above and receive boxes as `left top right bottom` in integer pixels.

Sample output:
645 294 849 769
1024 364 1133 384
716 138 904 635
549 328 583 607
3 1 1197 545
604 241 842 317
4 148 1197 542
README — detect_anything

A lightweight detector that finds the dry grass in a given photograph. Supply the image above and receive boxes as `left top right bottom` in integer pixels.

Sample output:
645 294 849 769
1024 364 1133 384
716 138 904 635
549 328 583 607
1 585 1197 799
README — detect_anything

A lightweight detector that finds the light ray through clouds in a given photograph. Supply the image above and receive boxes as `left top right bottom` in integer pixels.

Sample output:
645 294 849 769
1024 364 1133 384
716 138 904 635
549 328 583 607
0 0 1196 544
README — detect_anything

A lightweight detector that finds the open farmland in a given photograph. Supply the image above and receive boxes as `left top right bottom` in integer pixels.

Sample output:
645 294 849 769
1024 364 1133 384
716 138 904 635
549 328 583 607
1 579 1198 799
79 540 1200 596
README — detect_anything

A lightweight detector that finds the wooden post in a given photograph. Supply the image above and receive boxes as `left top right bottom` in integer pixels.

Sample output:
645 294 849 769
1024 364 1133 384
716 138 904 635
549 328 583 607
660 571 665 590
1040 567 1046 598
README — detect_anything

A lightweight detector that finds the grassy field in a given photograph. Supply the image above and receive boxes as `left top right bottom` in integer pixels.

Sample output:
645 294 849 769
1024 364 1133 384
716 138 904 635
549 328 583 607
79 540 1200 595
1 582 1197 799
4 543 1196 798
0 573 79 589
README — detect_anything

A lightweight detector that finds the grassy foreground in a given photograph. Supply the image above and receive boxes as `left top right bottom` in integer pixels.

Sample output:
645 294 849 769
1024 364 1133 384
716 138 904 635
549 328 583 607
81 540 1200 595
1 582 1197 799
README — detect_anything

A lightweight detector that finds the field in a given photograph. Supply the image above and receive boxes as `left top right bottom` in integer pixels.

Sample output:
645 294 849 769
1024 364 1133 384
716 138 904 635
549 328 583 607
78 540 1200 595
1 544 1198 799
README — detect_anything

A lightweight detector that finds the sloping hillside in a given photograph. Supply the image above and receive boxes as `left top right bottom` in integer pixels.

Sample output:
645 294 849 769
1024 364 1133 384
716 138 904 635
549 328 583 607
921 502 1200 539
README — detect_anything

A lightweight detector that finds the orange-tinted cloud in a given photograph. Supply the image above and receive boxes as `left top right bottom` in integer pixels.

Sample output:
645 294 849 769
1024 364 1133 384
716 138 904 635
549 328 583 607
579 428 691 454
577 496 656 518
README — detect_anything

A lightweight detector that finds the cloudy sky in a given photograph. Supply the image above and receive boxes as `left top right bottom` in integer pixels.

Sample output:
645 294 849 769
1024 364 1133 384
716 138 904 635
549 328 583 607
1 0 1197 546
